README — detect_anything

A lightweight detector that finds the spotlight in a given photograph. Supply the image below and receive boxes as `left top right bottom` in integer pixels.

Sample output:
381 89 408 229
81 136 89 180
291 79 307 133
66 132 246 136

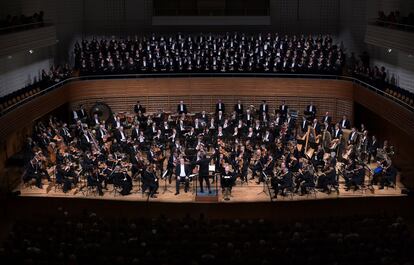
387 48 392 53
7 55 12 59
29 49 34 54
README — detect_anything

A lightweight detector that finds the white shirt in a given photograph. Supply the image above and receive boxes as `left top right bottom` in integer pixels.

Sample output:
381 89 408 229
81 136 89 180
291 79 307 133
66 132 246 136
179 164 186 177
342 120 347 128
120 131 126 141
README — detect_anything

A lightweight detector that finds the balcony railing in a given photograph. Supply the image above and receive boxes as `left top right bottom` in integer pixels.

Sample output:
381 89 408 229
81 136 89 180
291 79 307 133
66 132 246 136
371 19 414 32
0 73 413 117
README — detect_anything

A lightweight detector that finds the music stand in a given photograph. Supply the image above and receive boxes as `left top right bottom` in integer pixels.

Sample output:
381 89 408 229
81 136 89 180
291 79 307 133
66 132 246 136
161 169 173 194
257 171 268 196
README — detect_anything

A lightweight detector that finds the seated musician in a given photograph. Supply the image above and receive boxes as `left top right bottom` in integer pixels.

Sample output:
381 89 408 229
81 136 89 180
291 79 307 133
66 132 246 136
371 158 390 187
23 157 44 188
379 164 397 189
177 100 188 114
339 115 351 129
317 164 338 194
221 164 236 199
250 149 266 180
185 127 197 148
216 111 225 127
142 164 159 198
257 154 274 184
80 130 92 151
274 113 283 127
321 111 332 126
294 160 316 195
300 116 309 133
131 124 140 142
91 113 101 128
243 109 254 127
344 163 365 191
272 165 293 198
174 157 190 195
348 127 358 145
331 123 342 138
87 167 104 196
312 119 321 135
56 162 78 193
112 165 132 195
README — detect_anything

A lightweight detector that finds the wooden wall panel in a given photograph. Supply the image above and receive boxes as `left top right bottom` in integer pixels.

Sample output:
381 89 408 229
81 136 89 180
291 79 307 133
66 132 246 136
66 78 354 123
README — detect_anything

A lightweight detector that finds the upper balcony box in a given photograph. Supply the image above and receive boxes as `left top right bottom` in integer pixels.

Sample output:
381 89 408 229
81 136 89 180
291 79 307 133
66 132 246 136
365 22 414 55
0 24 57 58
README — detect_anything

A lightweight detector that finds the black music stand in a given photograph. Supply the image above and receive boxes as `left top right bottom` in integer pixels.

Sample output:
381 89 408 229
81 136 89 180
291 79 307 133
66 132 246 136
161 169 174 194
257 171 273 201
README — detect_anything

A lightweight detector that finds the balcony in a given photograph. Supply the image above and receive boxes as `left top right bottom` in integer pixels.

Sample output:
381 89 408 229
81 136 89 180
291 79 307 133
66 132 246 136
365 21 414 55
0 23 57 58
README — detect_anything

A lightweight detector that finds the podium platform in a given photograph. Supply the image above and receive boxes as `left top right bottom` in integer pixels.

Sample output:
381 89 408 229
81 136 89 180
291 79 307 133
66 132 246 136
194 188 219 202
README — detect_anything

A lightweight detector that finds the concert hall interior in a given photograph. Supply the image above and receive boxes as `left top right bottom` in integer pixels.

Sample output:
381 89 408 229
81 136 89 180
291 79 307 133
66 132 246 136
1 0 414 264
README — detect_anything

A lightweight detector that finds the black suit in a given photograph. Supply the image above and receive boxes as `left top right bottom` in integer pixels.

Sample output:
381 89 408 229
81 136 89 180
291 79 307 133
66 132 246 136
340 119 351 129
175 164 190 193
216 102 225 113
131 128 140 141
301 120 309 133
305 105 317 119
134 104 145 113
195 156 214 192
259 103 269 114
321 115 332 125
177 104 188 114
279 105 288 117
234 103 244 116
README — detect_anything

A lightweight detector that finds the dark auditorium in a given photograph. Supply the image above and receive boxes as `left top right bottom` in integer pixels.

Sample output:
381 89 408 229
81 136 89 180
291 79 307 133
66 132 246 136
1 0 414 264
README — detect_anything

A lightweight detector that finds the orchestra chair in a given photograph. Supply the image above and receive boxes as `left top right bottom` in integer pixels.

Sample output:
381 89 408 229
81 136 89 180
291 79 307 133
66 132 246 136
132 173 142 194
305 177 318 199
352 169 369 195
84 178 98 196
53 167 64 193
109 182 123 197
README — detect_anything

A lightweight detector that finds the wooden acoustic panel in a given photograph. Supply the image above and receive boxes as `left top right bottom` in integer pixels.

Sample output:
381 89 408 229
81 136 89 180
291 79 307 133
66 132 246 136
66 78 354 123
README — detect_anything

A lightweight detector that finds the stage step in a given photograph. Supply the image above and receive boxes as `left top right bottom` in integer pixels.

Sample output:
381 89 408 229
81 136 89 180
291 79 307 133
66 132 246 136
195 195 219 203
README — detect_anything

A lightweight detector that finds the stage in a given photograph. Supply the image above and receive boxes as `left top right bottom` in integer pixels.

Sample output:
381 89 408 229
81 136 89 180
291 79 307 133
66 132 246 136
18 175 404 203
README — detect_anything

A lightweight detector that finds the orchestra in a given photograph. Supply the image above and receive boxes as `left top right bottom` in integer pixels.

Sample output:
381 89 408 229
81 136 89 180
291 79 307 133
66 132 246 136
22 99 396 200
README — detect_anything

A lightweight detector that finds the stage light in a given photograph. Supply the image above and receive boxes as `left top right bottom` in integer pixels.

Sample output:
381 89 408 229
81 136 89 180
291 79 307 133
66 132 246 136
29 49 34 54
7 55 12 59
387 48 392 53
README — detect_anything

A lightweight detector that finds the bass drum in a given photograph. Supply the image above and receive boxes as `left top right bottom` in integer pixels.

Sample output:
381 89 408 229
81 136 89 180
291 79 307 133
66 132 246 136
89 102 112 122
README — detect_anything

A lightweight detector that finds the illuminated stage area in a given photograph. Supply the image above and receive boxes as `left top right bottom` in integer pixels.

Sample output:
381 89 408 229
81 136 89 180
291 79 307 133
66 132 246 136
18 166 404 203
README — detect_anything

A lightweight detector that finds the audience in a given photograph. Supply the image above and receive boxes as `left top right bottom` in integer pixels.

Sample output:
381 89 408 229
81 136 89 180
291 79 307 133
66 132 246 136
74 33 345 75
377 10 414 29
0 11 44 31
350 53 414 106
1 209 413 265
0 64 72 114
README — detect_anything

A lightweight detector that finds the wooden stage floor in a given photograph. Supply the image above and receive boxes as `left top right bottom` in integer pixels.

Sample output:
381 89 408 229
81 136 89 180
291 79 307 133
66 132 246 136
18 176 404 203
